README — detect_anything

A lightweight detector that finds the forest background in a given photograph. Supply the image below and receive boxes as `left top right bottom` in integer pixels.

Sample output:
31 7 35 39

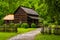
0 0 60 26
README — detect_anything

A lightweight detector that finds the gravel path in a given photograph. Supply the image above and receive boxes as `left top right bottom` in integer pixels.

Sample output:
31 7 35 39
8 28 41 40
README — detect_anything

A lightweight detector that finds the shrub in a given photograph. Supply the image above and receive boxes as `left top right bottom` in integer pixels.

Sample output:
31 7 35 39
48 24 56 28
31 23 36 28
48 24 56 34
15 23 21 28
9 23 15 27
54 26 60 35
0 20 4 25
21 23 29 28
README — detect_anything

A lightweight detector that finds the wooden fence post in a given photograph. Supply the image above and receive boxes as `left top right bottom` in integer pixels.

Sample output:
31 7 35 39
49 27 51 34
41 27 44 34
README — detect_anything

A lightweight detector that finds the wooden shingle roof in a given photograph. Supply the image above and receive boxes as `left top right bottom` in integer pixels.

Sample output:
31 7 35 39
14 7 39 15
21 7 39 15
3 14 14 20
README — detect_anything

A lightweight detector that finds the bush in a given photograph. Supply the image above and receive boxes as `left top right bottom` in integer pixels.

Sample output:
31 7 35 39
48 24 56 28
9 23 15 27
15 23 21 28
3 24 8 27
54 26 60 35
0 20 4 25
31 23 36 28
21 23 29 28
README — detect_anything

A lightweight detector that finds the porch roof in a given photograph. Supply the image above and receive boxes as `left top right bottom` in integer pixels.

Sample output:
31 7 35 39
3 14 14 20
29 16 40 19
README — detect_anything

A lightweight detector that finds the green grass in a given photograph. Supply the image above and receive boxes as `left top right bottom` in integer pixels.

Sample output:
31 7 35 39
0 32 16 40
17 28 36 34
35 34 60 40
0 28 35 40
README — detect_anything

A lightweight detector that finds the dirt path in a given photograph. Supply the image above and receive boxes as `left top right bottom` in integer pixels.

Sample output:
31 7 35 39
8 28 41 40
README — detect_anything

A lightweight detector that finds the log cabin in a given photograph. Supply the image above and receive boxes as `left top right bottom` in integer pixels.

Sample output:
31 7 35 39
3 7 40 26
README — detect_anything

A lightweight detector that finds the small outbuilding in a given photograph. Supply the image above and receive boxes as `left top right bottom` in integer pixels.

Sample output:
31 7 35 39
3 14 14 24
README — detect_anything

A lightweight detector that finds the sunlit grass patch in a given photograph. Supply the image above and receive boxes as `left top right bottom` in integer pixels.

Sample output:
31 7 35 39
0 32 16 40
17 28 36 34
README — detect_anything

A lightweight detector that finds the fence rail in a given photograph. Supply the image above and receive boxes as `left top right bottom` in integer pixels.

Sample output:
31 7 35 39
41 27 60 35
0 26 17 32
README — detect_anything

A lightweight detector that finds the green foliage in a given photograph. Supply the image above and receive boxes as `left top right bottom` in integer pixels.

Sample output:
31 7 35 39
45 0 60 24
0 19 4 25
21 23 29 28
15 23 21 28
31 23 36 28
9 23 15 27
3 24 8 27
17 28 36 34
54 26 60 35
48 24 56 28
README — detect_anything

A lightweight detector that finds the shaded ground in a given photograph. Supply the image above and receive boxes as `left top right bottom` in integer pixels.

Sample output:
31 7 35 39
8 28 41 40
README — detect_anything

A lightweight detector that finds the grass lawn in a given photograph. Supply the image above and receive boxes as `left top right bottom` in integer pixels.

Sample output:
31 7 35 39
0 32 16 40
17 28 36 34
0 28 35 40
35 34 60 40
